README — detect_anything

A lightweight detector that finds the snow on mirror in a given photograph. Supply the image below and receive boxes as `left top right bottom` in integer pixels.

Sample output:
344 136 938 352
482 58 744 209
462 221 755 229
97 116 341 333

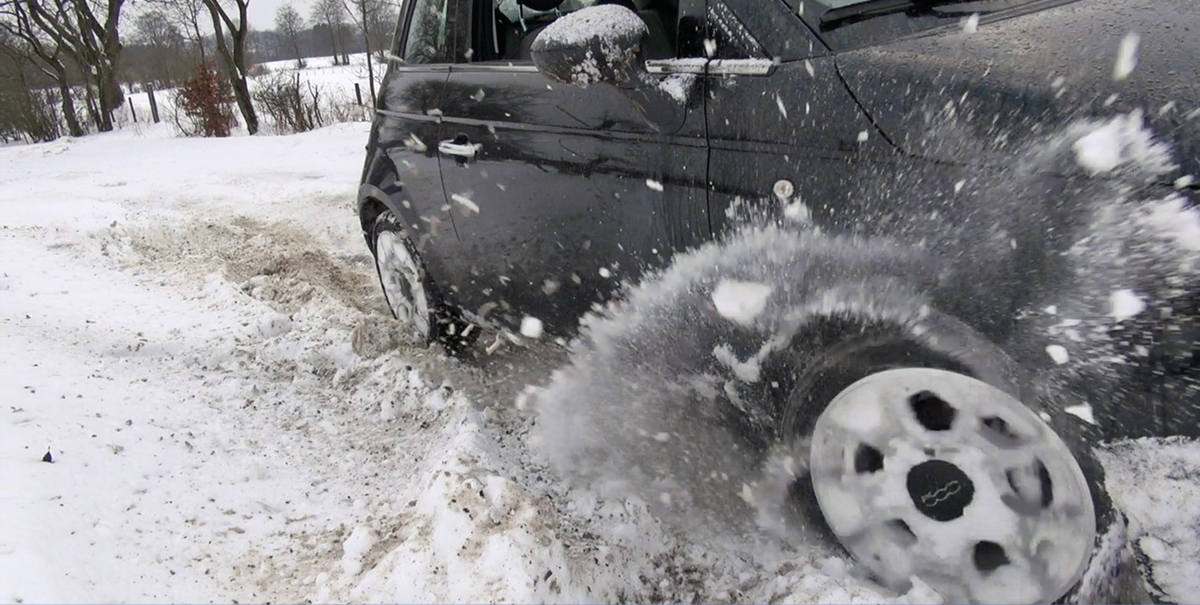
530 4 648 87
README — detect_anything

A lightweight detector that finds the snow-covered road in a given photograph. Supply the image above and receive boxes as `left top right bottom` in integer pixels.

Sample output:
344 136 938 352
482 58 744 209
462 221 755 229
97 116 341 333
1 123 1196 604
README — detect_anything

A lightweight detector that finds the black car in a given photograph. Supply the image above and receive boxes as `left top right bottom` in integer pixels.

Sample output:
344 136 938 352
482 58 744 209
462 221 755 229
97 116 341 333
358 0 1197 602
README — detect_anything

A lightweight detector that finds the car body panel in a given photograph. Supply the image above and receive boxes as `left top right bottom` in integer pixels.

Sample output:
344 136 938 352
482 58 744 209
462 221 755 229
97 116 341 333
358 0 1198 441
835 0 1200 182
362 66 457 278
432 65 711 332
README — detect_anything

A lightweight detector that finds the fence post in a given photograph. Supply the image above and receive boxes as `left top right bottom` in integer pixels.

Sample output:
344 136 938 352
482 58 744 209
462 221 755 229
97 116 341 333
147 84 160 123
354 82 362 106
129 101 137 123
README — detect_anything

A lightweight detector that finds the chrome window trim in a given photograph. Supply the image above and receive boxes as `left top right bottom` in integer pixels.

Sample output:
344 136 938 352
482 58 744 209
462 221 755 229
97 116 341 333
645 59 775 76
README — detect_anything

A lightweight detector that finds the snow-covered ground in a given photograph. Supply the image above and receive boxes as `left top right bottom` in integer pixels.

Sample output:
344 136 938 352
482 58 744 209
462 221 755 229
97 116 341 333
119 53 378 136
1 122 1196 604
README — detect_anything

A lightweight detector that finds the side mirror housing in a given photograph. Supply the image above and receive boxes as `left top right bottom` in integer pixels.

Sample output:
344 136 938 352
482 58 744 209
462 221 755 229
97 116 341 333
530 5 648 87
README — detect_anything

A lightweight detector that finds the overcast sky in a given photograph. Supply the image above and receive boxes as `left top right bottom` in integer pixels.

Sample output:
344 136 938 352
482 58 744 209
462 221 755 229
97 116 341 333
246 0 317 31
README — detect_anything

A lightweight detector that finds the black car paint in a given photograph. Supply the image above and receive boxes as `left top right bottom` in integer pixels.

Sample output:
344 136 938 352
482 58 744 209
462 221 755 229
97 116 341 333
359 0 1197 439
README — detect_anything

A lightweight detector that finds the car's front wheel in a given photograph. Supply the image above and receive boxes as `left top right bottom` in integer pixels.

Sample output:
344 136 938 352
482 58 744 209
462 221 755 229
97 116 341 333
770 308 1138 604
371 211 475 350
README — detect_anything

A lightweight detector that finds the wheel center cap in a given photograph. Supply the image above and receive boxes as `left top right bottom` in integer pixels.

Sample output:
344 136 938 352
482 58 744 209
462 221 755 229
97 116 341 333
907 459 974 522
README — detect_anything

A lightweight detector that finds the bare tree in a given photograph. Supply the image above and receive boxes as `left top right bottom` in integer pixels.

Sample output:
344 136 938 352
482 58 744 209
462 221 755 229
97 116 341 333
274 3 303 69
310 0 344 65
17 0 128 132
0 0 85 136
132 8 185 85
0 27 65 140
153 0 208 64
343 0 396 105
201 0 258 134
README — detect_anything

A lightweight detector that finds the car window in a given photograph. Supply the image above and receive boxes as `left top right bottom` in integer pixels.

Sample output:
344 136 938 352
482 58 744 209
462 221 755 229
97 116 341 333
465 0 690 64
784 0 1064 52
398 0 464 63
705 1 769 60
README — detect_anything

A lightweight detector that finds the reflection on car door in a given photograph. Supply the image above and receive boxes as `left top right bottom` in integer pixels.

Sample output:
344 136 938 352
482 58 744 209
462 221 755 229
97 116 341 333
432 0 710 335
367 0 460 284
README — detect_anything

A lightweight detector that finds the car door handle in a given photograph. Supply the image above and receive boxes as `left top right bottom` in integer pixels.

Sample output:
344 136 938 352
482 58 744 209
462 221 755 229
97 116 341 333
438 137 478 158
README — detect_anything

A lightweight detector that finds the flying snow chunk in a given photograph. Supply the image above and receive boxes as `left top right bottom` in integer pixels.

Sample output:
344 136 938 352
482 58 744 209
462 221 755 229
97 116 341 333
963 13 979 33
1113 32 1140 81
1065 403 1097 425
1073 123 1123 174
712 279 773 325
857 130 870 143
519 316 544 339
645 178 664 192
451 193 479 214
1045 344 1070 365
1109 289 1146 322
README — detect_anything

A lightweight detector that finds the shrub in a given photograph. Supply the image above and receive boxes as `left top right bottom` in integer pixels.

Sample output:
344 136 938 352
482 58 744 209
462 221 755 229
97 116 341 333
174 62 237 137
0 87 61 143
253 71 323 134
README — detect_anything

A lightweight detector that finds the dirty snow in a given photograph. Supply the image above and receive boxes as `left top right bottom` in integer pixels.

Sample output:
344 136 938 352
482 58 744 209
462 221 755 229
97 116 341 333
0 124 889 604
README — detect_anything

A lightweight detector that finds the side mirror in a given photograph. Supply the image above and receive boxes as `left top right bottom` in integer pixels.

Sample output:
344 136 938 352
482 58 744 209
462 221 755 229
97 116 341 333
530 5 648 87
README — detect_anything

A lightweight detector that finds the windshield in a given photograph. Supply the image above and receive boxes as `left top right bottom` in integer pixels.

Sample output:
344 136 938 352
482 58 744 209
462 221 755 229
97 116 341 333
788 0 1069 51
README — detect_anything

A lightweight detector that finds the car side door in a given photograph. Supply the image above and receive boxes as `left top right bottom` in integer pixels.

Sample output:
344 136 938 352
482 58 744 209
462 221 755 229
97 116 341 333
431 0 711 336
363 0 458 286
702 0 893 238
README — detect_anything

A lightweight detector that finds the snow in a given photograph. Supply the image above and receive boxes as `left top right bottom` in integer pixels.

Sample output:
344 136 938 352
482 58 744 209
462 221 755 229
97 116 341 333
1099 438 1200 603
1071 111 1175 176
1113 32 1141 81
519 316 544 339
645 178 664 191
962 14 980 34
1108 289 1146 322
450 192 480 214
1065 403 1097 425
534 4 647 49
1046 344 1071 364
1074 123 1124 173
711 279 773 325
2 102 1197 605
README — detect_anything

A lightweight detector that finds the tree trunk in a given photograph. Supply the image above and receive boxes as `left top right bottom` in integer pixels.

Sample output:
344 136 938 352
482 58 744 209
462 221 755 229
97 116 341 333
193 20 207 64
58 82 84 137
205 0 258 134
324 16 339 64
358 1 375 106
82 81 102 129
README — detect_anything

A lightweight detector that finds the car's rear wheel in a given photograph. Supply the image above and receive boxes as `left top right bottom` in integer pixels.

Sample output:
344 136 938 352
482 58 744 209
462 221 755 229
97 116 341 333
371 211 476 350
773 310 1135 604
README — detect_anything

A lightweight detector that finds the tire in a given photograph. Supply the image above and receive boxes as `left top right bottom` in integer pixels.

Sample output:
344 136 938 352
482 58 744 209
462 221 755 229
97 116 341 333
371 211 476 351
761 308 1133 604
532 227 1142 603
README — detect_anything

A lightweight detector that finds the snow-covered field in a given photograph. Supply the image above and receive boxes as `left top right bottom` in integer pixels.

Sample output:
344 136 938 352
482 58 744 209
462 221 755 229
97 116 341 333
1 121 1197 604
119 53 378 136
